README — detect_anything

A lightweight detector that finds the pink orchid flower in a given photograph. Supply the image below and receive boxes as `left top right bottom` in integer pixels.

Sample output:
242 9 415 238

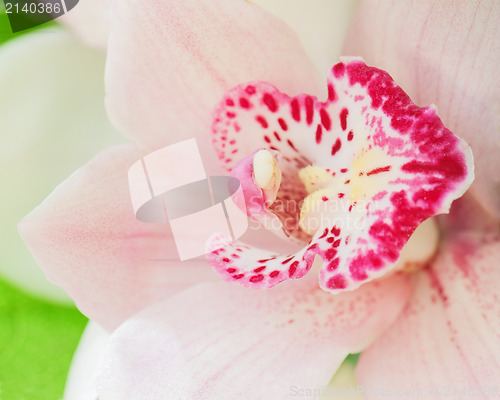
19 0 500 399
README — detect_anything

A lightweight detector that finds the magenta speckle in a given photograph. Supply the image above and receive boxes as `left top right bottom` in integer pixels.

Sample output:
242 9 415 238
291 99 300 121
333 62 345 78
315 125 323 144
331 138 342 156
249 274 264 283
327 258 339 271
263 93 278 112
287 139 298 152
239 98 250 108
281 256 293 264
320 109 331 130
340 108 348 131
327 274 347 289
328 84 337 101
256 115 268 128
325 248 336 260
367 166 391 176
305 96 314 125
331 226 341 236
278 118 288 131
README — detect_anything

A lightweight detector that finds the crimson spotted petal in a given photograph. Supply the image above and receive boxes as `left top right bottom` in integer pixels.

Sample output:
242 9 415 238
209 57 474 293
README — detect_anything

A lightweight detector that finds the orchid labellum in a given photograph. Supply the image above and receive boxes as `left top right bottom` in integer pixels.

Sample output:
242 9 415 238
16 0 500 399
208 57 472 293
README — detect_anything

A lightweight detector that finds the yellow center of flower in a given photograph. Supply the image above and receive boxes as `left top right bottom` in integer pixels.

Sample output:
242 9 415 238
297 146 396 236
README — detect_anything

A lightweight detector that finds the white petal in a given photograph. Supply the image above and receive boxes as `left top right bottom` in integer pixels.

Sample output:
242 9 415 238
252 0 361 74
63 322 110 400
59 0 111 48
0 28 122 302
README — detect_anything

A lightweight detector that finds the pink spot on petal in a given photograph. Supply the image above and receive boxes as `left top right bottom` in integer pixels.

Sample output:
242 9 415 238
367 166 391 176
331 227 341 236
263 93 278 112
327 274 347 289
331 138 342 156
287 139 298 152
340 108 348 131
291 99 300 121
305 96 314 125
239 98 250 108
320 109 331 130
315 125 323 144
278 118 288 131
325 248 337 260
256 115 268 128
327 258 339 271
333 62 345 78
328 84 337 101
249 274 264 283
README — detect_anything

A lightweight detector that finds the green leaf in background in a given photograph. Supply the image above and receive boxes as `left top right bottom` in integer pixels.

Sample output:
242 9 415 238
0 277 88 400
0 1 57 46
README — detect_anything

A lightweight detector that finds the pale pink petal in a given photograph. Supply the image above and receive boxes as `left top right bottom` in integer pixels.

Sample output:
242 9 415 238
18 144 219 331
344 0 500 220
105 0 324 173
96 273 411 400
357 233 500 398
209 59 473 292
438 192 500 234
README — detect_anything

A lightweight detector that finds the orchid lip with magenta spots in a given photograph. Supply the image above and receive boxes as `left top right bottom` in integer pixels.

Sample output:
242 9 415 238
209 57 474 293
